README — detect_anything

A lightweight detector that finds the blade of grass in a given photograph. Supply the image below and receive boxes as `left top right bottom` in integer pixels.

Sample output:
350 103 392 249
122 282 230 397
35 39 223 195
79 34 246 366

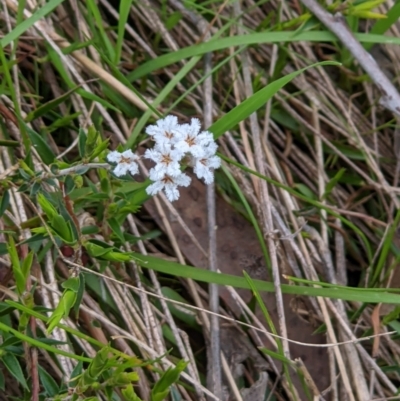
0 0 65 47
128 32 400 81
210 61 340 138
114 0 134 64
134 254 400 304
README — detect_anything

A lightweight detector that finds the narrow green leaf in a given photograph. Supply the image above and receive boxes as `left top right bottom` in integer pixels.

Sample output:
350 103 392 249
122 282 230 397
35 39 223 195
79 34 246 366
323 168 346 200
115 0 134 64
127 32 400 81
0 369 4 390
78 127 87 158
151 360 187 401
73 273 85 318
52 215 74 243
122 384 143 401
259 347 294 365
27 128 55 165
0 319 91 362
7 237 25 295
25 85 82 122
0 0 65 47
1 352 29 390
38 364 59 396
369 0 400 45
108 217 126 243
134 254 400 304
37 193 57 220
0 191 10 218
61 276 80 292
21 251 33 282
0 139 19 147
47 289 77 334
210 61 339 138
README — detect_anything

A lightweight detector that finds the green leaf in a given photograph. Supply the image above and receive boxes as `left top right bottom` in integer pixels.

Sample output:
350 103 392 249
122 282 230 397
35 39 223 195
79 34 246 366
134 254 400 305
84 240 134 261
25 85 82 122
115 0 134 64
0 369 4 390
27 127 55 165
1 352 29 390
7 237 25 295
62 276 80 292
127 31 399 81
0 319 91 363
0 139 19 147
210 61 339 139
51 215 75 243
259 347 294 365
368 0 400 54
293 183 316 200
151 360 187 401
108 217 125 243
78 127 87 158
122 384 143 401
21 251 34 282
323 168 346 200
47 289 77 334
38 364 59 396
86 346 111 381
85 125 99 156
0 191 10 218
0 0 65 47
73 273 85 319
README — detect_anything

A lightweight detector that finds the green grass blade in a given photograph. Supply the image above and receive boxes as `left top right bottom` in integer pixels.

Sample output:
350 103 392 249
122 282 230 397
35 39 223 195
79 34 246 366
0 0 65 47
127 32 400 81
366 1 400 50
210 61 340 138
135 254 400 304
115 0 134 64
0 321 91 362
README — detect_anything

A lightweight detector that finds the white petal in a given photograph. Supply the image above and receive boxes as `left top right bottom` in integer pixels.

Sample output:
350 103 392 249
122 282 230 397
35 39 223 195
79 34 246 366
121 149 137 160
162 115 179 130
165 162 182 177
164 183 180 201
128 162 139 175
149 166 167 181
174 172 191 187
146 180 164 196
203 142 218 156
107 151 122 163
144 148 161 162
197 131 214 147
202 169 214 184
113 163 129 177
145 124 161 136
208 155 221 169
188 118 201 136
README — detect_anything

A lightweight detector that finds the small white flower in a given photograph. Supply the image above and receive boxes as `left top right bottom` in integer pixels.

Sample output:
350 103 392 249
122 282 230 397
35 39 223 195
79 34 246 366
107 149 139 177
146 172 191 202
144 143 183 180
193 145 221 184
145 115 180 145
175 119 214 157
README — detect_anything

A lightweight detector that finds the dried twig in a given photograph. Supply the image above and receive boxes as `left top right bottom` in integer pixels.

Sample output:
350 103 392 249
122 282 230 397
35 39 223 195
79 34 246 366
300 0 400 117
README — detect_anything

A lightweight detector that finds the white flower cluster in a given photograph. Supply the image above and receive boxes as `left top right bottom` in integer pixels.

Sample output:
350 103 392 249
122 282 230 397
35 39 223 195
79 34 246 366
107 149 139 176
106 115 221 202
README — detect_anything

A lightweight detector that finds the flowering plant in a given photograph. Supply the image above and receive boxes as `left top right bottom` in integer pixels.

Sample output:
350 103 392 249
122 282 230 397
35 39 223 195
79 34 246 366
107 116 221 202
